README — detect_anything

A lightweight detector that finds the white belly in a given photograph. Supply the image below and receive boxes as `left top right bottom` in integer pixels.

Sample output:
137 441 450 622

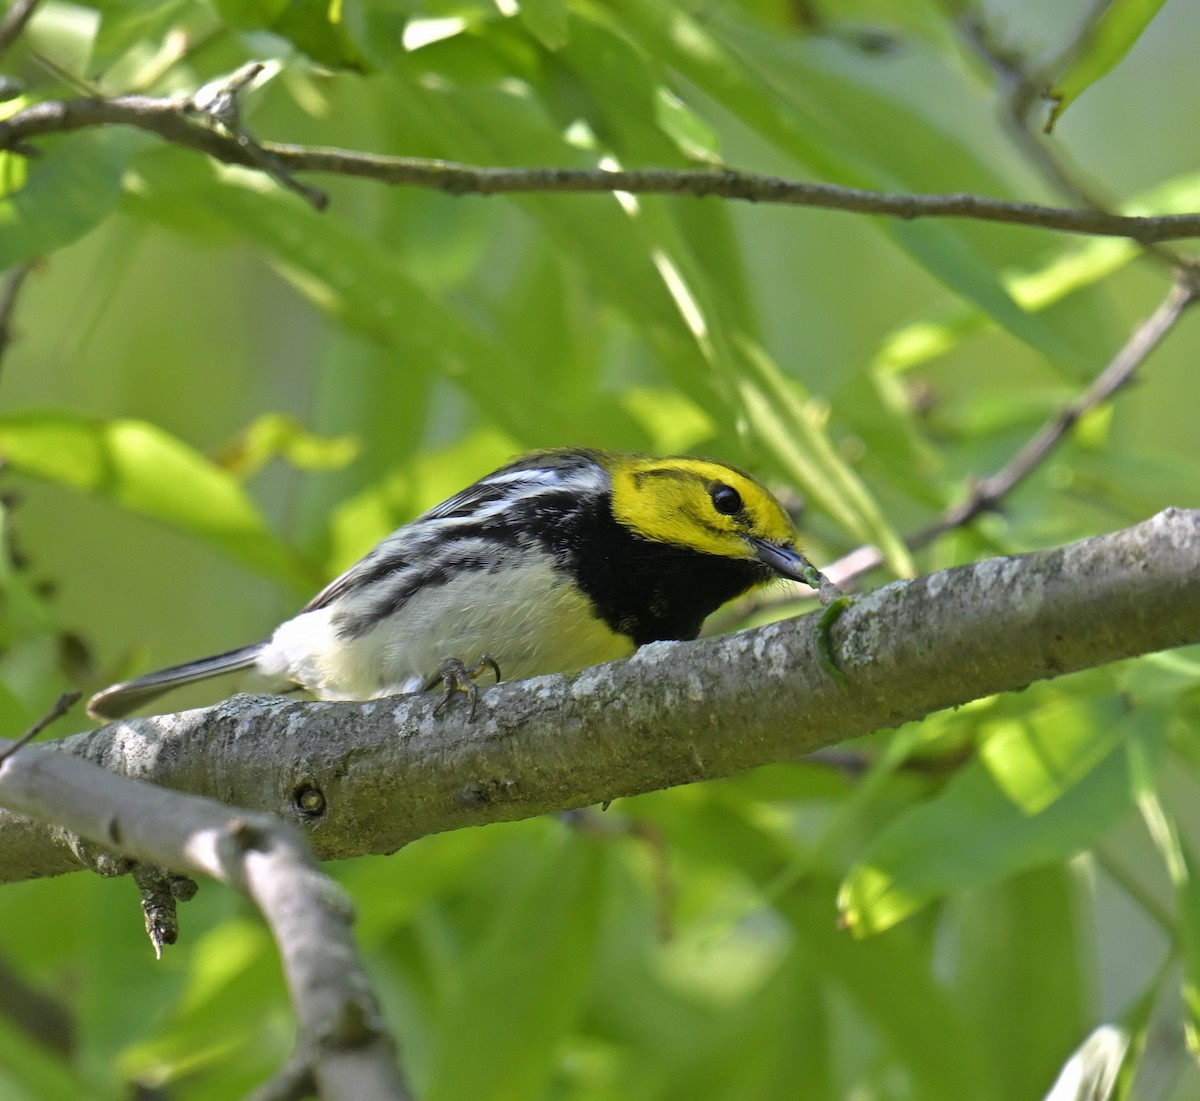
255 557 633 700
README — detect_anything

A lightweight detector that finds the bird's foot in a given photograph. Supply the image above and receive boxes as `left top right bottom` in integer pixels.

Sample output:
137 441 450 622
425 656 503 719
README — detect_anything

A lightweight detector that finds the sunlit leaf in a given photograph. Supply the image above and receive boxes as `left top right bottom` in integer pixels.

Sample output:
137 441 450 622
424 832 604 1101
654 87 722 164
1042 1025 1130 1101
607 0 1083 369
871 174 1200 375
217 413 359 480
736 337 916 575
1046 0 1169 131
979 693 1129 815
0 412 310 586
0 131 130 267
839 707 1160 936
520 0 569 49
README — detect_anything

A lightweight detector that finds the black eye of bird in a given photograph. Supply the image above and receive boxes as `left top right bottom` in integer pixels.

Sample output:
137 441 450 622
711 484 743 515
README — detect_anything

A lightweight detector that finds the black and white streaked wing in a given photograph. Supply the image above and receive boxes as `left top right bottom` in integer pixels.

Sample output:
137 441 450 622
300 467 524 613
301 452 609 616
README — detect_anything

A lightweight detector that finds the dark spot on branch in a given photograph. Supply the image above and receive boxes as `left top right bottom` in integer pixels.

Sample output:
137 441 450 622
294 782 326 818
456 783 489 806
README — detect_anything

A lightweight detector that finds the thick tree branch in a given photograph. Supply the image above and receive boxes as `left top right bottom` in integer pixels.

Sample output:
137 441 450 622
0 748 410 1100
4 94 1200 241
0 509 1194 884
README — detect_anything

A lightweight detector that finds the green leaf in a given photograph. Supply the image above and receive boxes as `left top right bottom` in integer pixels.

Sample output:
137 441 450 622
124 148 590 444
375 55 735 438
92 0 202 73
0 1011 89 1101
871 171 1200 377
606 0 1082 370
270 0 367 70
736 337 916 576
781 883 988 1101
950 867 1091 1097
324 428 521 573
839 706 1159 936
653 87 722 164
119 919 288 1091
210 0 289 31
424 832 604 1101
18 0 98 77
1137 788 1200 1046
217 414 359 480
978 693 1130 815
1047 0 1169 131
0 130 129 267
0 412 310 587
520 0 569 50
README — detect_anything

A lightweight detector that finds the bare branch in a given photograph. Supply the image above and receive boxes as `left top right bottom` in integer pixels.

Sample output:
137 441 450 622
0 509 1194 883
721 272 1198 608
185 63 327 210
0 0 41 60
949 4 1190 274
0 260 38 387
0 953 73 1057
949 3 1102 207
0 690 80 764
3 94 1200 242
907 274 1200 548
0 747 411 1100
246 1053 318 1101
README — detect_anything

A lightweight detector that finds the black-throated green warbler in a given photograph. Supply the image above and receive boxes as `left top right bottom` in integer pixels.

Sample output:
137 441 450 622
87 448 820 720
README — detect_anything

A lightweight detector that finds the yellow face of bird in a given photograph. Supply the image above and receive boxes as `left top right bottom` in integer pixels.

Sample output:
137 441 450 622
606 455 800 566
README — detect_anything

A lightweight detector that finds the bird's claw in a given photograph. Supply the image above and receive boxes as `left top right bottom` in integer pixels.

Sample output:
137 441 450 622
425 656 502 719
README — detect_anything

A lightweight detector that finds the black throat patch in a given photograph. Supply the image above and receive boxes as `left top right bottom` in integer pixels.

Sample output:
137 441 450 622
546 493 773 645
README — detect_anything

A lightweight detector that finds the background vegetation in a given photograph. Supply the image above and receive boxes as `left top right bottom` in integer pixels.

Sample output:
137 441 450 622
1 0 1199 1097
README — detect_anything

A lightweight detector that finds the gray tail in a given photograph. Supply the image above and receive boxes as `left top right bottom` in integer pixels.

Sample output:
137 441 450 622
87 642 267 720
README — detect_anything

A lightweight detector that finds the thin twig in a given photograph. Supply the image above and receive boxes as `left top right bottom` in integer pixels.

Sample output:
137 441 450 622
717 270 1200 614
186 62 328 210
950 3 1102 208
717 268 1199 619
2 95 1200 240
0 690 81 764
0 0 41 59
0 954 73 1057
950 4 1190 274
0 260 37 386
907 273 1199 549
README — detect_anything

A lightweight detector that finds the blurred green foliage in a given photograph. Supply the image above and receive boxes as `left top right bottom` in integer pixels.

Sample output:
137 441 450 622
1 0 1199 1098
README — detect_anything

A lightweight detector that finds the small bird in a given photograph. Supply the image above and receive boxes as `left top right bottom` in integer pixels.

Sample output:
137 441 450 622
87 448 820 720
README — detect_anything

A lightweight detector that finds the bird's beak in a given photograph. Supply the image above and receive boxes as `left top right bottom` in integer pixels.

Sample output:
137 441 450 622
749 537 820 588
